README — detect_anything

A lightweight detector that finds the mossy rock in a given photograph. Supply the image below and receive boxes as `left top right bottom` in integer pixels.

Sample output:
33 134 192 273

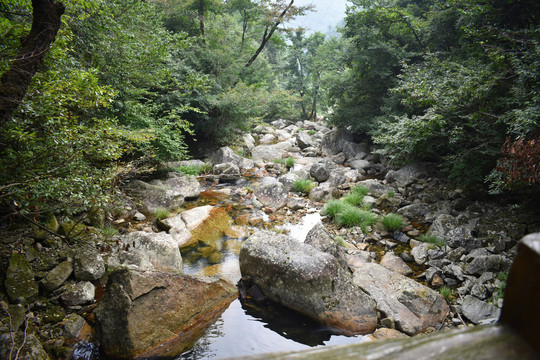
4 253 39 304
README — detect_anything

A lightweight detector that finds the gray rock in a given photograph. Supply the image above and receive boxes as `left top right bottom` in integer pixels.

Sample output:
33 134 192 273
310 162 331 182
252 141 295 162
308 184 332 203
127 180 184 213
352 262 449 335
271 119 290 128
157 214 192 248
40 260 73 293
133 211 147 222
240 231 377 334
243 133 256 150
465 255 505 276
213 162 241 182
349 159 371 171
296 131 313 149
385 163 429 188
109 231 182 273
4 254 39 304
211 146 253 170
162 174 201 200
74 246 106 281
321 128 354 156
275 129 292 141
254 182 288 209
398 203 430 219
95 268 236 359
181 205 214 230
380 252 412 276
287 196 309 210
461 295 500 324
61 281 95 306
259 133 276 144
342 141 368 161
358 179 394 197
64 313 86 339
278 173 300 192
411 243 430 265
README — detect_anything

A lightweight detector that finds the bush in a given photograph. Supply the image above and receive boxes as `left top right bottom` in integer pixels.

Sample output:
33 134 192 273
321 200 348 219
291 179 316 194
381 213 405 231
175 163 211 176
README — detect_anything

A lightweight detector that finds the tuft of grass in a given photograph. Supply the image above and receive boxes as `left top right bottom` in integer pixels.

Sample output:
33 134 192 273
155 207 170 220
285 157 295 168
418 233 445 248
381 213 405 231
273 158 285 165
176 163 211 176
351 185 369 197
495 271 508 301
439 286 454 303
322 200 349 219
308 130 316 136
387 190 395 198
101 225 118 238
361 202 372 211
334 236 347 247
343 192 364 206
337 207 377 230
291 179 316 194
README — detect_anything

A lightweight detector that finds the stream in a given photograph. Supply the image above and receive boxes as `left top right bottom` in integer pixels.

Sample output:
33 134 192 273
175 180 367 359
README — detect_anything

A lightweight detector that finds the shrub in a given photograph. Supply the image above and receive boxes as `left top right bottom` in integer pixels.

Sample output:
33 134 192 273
381 213 405 231
175 163 211 176
291 179 315 194
155 207 170 220
418 233 445 248
321 200 348 219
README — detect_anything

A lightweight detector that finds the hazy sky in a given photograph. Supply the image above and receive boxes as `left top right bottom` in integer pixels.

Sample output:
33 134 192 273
287 0 353 34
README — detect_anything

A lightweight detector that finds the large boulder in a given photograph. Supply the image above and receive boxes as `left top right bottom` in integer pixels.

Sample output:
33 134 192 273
240 231 378 334
385 162 429 188
296 131 314 150
254 182 288 209
181 205 214 230
211 146 253 170
108 232 182 273
4 254 39 304
305 223 348 270
95 268 237 359
352 262 449 335
127 180 184 213
251 140 295 162
212 162 241 182
161 174 201 200
157 214 193 248
310 161 331 182
321 128 354 156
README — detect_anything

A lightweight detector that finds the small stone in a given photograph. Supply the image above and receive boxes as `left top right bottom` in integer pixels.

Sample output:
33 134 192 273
431 273 445 287
64 314 86 339
133 212 146 221
61 281 95 307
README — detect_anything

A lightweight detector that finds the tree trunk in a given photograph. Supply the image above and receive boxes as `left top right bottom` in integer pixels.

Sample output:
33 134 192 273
198 0 205 42
0 0 65 128
245 0 294 68
309 71 320 120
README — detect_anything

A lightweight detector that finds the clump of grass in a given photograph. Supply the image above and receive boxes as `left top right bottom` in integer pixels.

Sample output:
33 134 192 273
155 207 170 220
273 158 285 165
308 130 316 135
101 225 118 238
361 202 372 211
381 213 405 231
322 200 349 219
495 271 508 301
351 185 369 197
337 208 377 230
334 236 347 247
439 286 454 303
418 233 445 248
285 157 295 168
176 163 211 176
343 192 364 206
291 179 316 194
387 190 395 198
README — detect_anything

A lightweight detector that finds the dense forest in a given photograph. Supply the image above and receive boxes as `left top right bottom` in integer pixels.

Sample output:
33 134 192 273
0 0 538 222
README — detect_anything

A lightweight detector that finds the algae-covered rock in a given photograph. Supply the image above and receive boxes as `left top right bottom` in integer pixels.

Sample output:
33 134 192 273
4 253 39 304
39 260 73 293
0 334 50 360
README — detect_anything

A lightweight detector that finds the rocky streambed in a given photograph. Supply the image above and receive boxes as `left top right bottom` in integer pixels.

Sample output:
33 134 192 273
1 119 539 359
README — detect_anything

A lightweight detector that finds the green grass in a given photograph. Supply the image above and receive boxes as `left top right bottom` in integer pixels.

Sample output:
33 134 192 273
155 207 170 220
337 207 377 230
285 157 295 168
175 163 211 176
387 190 395 198
291 179 316 194
334 236 347 248
439 286 454 303
101 225 118 238
495 271 508 301
418 233 446 248
381 213 405 231
343 192 364 206
308 130 316 135
321 200 349 219
351 185 369 197
273 158 285 165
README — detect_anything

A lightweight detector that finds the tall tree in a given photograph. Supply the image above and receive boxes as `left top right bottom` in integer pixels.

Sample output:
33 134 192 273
0 0 64 128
